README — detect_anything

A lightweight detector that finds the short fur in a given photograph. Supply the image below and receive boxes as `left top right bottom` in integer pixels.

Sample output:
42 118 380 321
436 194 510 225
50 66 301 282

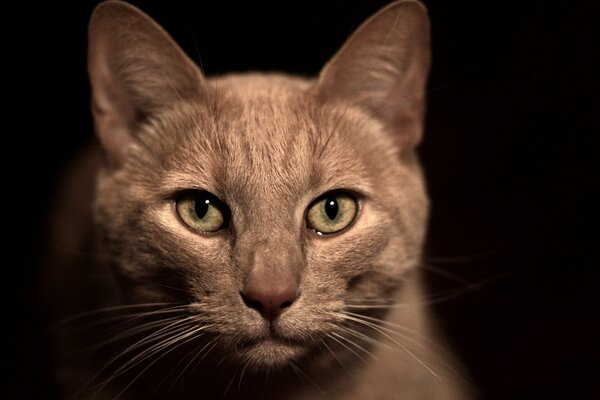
41 1 475 399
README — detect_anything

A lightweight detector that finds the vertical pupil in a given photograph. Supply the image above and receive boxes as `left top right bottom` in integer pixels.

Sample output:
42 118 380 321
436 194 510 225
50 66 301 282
325 196 339 220
194 196 210 219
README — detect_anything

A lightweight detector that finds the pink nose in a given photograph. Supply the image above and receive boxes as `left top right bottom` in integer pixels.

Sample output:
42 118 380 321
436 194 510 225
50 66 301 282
241 285 298 322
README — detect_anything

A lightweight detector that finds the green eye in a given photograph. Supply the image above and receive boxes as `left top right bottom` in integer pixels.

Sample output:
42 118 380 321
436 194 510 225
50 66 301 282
176 191 228 233
306 192 358 235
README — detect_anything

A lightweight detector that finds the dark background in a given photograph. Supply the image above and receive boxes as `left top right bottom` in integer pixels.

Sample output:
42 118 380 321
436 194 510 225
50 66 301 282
6 0 597 398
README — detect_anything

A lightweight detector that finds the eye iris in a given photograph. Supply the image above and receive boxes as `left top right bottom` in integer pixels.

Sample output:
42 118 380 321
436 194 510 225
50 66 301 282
325 197 339 220
176 191 228 233
306 192 357 235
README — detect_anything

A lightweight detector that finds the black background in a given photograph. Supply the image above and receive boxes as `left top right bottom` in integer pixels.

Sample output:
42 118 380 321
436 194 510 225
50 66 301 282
6 0 597 399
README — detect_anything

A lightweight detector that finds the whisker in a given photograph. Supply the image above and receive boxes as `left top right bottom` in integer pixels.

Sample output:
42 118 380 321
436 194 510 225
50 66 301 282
77 324 191 397
325 332 368 365
344 298 396 304
89 316 186 352
343 298 399 310
289 362 324 394
82 316 201 393
186 24 205 76
52 302 181 329
237 358 252 392
109 319 203 377
421 262 491 288
110 324 201 382
330 331 378 360
187 338 219 377
153 335 219 397
344 303 406 310
332 311 441 380
320 338 353 375
343 311 435 343
85 305 192 336
337 324 390 349
222 373 236 399
340 310 460 372
113 324 210 399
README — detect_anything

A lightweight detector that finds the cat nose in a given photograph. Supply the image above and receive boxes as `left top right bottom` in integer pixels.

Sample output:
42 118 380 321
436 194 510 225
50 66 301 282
238 235 303 322
241 284 299 322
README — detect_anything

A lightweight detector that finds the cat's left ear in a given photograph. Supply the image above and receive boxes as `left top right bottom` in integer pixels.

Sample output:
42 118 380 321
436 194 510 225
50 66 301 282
315 0 431 156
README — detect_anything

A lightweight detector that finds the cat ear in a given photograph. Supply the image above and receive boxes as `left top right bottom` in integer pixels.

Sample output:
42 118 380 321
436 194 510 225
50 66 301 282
316 0 431 155
88 0 206 161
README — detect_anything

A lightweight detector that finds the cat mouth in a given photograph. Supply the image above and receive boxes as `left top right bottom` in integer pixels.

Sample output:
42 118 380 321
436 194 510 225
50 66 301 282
242 329 307 349
233 331 310 368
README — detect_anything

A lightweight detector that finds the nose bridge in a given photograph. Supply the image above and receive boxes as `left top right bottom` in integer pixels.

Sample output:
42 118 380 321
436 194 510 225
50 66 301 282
237 225 303 279
234 184 303 270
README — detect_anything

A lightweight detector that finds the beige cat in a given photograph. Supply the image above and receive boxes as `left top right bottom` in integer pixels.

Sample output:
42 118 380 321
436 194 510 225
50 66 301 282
41 0 476 398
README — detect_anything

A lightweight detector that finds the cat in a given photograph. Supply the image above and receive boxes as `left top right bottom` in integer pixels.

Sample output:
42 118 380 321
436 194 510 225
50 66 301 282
40 0 475 399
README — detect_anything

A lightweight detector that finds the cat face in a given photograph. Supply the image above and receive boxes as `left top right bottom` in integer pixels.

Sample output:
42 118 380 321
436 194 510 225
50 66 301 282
89 0 430 369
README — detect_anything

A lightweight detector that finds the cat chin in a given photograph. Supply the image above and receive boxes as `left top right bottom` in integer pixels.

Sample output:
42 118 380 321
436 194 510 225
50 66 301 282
235 338 307 369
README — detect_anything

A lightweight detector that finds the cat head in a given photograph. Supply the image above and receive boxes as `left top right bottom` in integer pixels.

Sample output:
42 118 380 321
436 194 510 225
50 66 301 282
88 0 430 368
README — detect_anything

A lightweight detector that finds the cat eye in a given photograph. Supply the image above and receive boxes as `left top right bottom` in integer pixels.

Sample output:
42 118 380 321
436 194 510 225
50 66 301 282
306 192 358 235
175 191 229 233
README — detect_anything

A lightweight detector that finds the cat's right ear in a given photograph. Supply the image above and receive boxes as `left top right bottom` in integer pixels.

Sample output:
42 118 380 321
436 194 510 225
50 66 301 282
88 0 206 163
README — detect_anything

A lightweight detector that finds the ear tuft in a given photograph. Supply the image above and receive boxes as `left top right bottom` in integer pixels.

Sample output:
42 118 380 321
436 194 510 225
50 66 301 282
88 0 205 161
316 0 431 155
